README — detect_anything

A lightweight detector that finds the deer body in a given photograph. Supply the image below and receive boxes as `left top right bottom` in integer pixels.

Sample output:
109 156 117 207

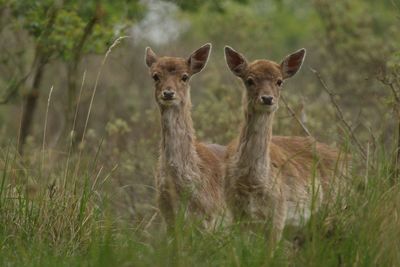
223 47 343 243
145 44 226 229
157 105 225 226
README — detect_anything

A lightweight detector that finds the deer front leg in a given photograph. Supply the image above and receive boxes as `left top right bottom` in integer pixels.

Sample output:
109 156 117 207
271 199 287 245
226 186 251 227
157 186 176 234
262 192 287 250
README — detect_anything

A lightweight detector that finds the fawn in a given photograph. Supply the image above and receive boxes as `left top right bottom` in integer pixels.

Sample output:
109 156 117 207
145 44 226 230
223 46 345 244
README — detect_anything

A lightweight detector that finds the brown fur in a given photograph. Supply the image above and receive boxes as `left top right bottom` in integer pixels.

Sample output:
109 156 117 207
224 46 346 244
145 44 226 229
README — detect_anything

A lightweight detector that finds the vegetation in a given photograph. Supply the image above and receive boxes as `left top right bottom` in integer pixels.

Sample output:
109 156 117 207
0 0 399 266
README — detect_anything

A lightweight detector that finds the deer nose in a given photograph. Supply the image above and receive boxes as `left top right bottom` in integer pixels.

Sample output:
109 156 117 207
162 90 175 100
260 95 274 105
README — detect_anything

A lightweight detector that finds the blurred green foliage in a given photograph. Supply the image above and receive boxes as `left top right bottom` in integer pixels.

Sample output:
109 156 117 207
167 0 250 13
8 0 145 60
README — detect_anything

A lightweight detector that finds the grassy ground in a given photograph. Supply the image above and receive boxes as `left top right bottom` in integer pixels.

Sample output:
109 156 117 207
1 141 400 267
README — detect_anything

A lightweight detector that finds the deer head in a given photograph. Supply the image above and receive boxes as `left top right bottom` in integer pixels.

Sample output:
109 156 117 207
224 46 306 114
145 44 212 109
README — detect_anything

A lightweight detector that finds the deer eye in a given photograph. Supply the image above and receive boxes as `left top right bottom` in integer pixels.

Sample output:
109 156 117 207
276 79 283 87
181 73 189 82
246 77 255 87
152 73 160 82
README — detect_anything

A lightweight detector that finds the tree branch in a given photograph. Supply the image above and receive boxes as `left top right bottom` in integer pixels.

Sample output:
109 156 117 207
310 67 367 160
280 95 312 137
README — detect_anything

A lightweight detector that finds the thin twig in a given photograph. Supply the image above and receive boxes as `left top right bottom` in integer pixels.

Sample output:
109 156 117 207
280 95 312 136
378 77 400 103
365 142 370 187
378 72 400 180
310 67 367 161
80 36 130 146
63 70 86 190
74 36 130 178
42 85 54 173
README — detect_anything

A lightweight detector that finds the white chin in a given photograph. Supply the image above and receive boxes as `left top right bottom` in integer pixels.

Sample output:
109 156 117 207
256 104 277 112
159 99 179 106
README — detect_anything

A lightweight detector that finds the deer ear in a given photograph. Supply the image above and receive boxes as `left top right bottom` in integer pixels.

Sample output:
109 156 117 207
187 43 212 75
145 47 158 68
280 48 306 79
224 46 248 77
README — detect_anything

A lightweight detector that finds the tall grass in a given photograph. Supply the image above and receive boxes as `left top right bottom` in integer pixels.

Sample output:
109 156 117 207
0 139 399 266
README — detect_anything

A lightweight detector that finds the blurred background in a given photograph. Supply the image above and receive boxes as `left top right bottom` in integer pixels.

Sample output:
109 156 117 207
0 0 399 223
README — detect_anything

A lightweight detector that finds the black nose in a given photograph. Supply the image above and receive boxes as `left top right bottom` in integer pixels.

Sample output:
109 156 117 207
261 95 274 105
162 91 175 100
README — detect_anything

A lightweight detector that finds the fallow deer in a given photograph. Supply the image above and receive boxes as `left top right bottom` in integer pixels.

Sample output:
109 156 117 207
223 46 345 244
145 44 226 230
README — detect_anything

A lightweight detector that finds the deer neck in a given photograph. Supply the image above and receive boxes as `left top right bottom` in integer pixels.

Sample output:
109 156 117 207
159 103 199 178
236 109 274 176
